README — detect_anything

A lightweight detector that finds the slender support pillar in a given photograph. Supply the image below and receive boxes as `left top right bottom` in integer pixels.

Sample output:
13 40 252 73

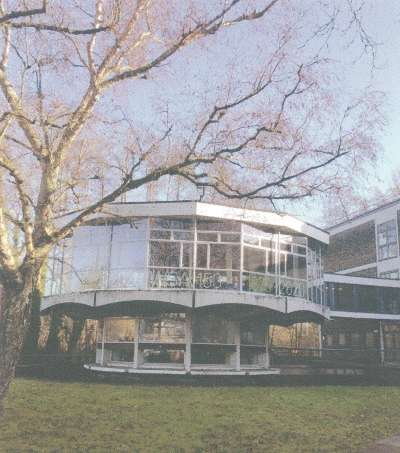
100 320 106 366
235 321 241 371
184 314 192 372
318 324 323 359
133 316 140 369
379 321 385 363
265 325 270 369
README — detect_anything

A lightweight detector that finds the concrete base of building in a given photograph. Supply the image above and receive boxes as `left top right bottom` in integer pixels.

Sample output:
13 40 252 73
84 363 281 376
357 436 400 453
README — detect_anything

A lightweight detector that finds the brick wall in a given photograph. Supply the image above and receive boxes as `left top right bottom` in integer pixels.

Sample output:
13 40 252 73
346 267 378 278
325 220 376 273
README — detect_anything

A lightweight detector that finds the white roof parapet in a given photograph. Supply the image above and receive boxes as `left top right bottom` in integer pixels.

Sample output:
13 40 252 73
327 198 400 234
88 201 329 245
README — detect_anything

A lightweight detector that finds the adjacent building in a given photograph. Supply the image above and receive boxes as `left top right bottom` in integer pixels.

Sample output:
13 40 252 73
323 198 400 362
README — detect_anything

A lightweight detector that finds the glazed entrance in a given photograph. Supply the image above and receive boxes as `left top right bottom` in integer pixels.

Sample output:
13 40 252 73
95 313 271 373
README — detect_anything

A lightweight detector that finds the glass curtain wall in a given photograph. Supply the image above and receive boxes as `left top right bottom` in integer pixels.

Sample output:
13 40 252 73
45 216 324 304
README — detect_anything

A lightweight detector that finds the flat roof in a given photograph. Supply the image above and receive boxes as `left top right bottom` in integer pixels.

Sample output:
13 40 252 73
95 201 329 244
83 201 329 244
328 197 400 233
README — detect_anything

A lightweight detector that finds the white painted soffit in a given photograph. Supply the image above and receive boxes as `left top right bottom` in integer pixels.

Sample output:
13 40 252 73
64 201 329 244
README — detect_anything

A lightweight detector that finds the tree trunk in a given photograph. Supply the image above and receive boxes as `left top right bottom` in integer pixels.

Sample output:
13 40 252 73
0 286 33 409
22 288 42 356
44 313 64 354
67 318 86 355
0 262 42 410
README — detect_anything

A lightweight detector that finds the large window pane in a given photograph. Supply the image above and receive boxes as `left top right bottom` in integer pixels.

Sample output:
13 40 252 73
197 220 240 232
105 318 136 342
209 244 240 270
243 247 266 273
196 244 208 268
139 314 185 343
380 287 400 314
334 284 354 311
357 285 377 313
192 316 235 344
150 241 180 267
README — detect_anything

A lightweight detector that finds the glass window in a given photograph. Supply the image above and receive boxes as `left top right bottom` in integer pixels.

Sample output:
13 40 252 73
192 316 235 344
220 233 240 243
352 333 360 347
197 220 240 232
241 320 266 345
380 270 399 279
357 285 377 313
111 348 134 362
244 235 259 246
173 231 194 241
243 247 266 273
197 232 218 242
267 251 277 274
150 241 180 267
209 244 240 270
150 230 171 239
380 287 400 314
196 244 208 268
112 221 147 242
110 241 147 269
105 318 136 342
182 243 194 268
142 348 184 364
366 333 375 347
377 220 398 260
334 284 354 311
151 218 193 230
339 333 346 346
139 314 185 343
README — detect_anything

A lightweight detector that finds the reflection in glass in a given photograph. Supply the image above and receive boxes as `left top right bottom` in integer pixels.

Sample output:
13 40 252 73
209 244 240 270
150 241 180 267
105 318 136 342
243 247 266 273
192 316 235 344
241 320 266 345
380 287 400 314
139 314 185 343
148 268 193 288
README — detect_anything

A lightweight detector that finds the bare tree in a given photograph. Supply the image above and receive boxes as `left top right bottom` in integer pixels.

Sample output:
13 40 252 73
0 0 384 406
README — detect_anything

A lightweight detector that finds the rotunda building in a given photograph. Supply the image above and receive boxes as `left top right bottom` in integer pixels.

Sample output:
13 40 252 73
41 201 329 375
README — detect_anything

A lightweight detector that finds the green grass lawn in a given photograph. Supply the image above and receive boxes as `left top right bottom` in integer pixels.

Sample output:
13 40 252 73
1 379 400 452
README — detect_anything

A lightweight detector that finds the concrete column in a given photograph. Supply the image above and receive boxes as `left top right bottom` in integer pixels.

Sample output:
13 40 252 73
133 316 140 369
379 321 385 363
265 325 270 369
100 320 106 365
235 320 241 371
184 313 192 372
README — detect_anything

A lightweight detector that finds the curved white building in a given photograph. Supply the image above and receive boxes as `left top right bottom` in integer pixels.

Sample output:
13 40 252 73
41 201 329 375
